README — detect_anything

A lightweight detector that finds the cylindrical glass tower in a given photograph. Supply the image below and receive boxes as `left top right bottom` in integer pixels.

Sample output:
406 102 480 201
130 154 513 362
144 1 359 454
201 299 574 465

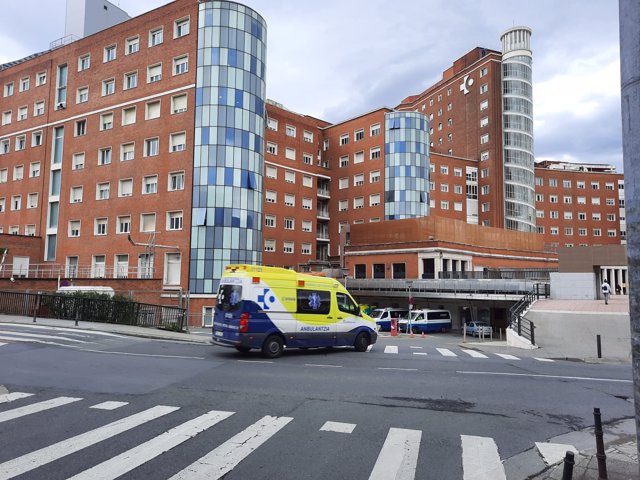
384 111 430 220
190 1 267 293
501 26 535 232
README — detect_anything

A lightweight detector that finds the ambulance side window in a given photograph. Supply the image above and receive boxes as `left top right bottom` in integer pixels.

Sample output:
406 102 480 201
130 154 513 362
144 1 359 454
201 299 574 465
336 293 359 315
217 285 242 311
296 289 330 315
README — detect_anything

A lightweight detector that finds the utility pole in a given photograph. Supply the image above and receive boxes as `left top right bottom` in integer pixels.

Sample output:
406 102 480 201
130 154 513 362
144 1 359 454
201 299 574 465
619 0 640 464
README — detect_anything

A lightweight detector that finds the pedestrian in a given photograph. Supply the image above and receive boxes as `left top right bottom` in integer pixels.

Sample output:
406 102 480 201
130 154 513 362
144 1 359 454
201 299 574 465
601 279 611 305
616 284 621 295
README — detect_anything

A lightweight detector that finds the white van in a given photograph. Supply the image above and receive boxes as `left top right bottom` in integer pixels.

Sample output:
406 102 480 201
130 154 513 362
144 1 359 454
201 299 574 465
56 286 115 297
399 309 452 334
370 308 409 332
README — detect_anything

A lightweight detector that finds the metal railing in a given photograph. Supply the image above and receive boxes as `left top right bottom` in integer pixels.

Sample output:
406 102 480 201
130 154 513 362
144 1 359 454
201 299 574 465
345 278 541 297
0 263 155 280
507 283 549 345
0 291 186 331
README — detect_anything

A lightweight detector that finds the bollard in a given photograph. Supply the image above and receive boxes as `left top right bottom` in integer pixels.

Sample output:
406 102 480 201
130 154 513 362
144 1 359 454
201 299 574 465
390 318 398 337
463 322 467 343
596 335 602 359
593 407 608 479
561 451 574 480
32 293 40 323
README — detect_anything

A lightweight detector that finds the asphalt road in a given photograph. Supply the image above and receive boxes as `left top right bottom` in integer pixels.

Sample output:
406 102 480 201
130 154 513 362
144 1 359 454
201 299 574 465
0 324 633 479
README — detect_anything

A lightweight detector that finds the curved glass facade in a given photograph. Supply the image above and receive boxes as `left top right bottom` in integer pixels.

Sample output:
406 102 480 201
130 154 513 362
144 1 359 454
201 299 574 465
190 1 267 293
384 112 430 220
501 27 535 232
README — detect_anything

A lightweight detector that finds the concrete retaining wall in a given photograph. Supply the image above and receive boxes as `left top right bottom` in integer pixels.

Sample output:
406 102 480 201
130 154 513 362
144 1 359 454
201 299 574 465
549 272 597 300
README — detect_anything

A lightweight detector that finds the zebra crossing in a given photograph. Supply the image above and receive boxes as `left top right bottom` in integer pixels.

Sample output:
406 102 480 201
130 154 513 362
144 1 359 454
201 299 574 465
380 344 554 362
0 392 577 480
0 324 130 350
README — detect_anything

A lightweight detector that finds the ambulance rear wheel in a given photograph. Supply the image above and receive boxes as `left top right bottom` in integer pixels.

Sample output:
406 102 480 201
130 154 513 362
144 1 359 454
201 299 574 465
353 332 370 352
262 335 284 358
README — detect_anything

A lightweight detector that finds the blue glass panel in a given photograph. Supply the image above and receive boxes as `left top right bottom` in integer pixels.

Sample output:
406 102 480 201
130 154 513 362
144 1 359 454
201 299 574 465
215 208 224 225
247 171 256 190
246 211 254 229
225 167 234 185
405 166 411 176
241 130 250 148
195 208 207 226
211 47 220 64
394 166 400 176
225 127 235 145
255 97 264 117
250 56 257 74
254 135 262 154
208 167 216 184
218 87 227 104
231 211 241 227
196 87 203 106
385 144 390 155
235 89 243 108
201 127 209 145
228 49 237 67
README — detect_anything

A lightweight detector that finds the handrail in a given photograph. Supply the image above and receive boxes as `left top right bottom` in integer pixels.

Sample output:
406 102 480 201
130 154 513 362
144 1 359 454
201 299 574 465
508 283 548 345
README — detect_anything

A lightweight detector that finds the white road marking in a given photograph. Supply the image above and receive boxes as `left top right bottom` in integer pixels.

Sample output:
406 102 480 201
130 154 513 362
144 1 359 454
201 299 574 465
0 393 33 404
368 427 422 480
366 344 374 352
0 342 6 346
0 396 83 424
73 348 205 359
0 331 90 343
305 364 342 368
461 349 488 359
0 405 179 479
384 345 399 354
534 357 555 362
0 323 126 338
237 360 273 364
436 348 457 357
461 435 506 480
68 410 235 480
413 352 428 356
90 401 129 410
409 346 422 349
535 442 578 466
378 367 419 371
320 421 356 434
457 371 632 383
169 415 293 480
494 353 520 360
0 336 84 348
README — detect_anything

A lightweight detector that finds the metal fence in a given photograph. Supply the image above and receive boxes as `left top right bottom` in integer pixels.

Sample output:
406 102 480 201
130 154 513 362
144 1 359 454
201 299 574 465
344 278 542 297
0 291 186 331
507 284 549 345
0 263 155 280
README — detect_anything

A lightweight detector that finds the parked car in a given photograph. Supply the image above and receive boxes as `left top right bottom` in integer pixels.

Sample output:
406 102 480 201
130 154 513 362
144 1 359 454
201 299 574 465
464 321 493 337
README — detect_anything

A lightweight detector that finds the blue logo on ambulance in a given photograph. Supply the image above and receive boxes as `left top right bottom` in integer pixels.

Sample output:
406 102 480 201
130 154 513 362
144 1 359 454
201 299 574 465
258 288 276 310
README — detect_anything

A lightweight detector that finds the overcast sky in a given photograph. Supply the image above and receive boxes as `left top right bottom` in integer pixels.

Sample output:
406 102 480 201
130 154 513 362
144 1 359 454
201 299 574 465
1 1 623 171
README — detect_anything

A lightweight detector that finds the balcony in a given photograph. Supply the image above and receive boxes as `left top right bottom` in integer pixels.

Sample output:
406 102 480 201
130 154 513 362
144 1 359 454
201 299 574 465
317 209 330 220
317 188 330 198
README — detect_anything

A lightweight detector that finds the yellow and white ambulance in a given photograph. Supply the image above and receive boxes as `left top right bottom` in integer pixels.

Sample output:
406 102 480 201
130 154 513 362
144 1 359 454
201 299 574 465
211 264 377 358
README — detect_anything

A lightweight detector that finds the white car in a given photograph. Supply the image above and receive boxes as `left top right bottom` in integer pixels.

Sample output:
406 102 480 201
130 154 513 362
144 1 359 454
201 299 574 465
464 321 492 337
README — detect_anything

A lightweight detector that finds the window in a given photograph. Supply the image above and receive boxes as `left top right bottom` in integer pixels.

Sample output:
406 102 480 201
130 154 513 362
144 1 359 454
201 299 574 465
354 174 364 186
169 171 185 191
370 170 380 183
340 156 349 167
11 195 21 211
591 181 600 190
145 137 159 157
605 182 615 190
27 192 38 208
480 67 488 77
97 182 110 200
338 177 349 189
608 229 617 237
454 202 463 211
607 213 616 221
15 135 26 151
118 179 133 197
564 211 573 220
550 211 559 219
607 198 616 206
536 194 544 202
549 195 558 203
353 197 364 209
0 198 5 212
124 71 138 90
2 111 11 125
72 153 85 170
264 239 276 252
265 215 275 228
267 118 278 131
100 112 113 130
286 125 296 137
103 44 116 62
170 132 186 152
140 213 156 232
125 36 139 55
143 175 158 194
172 94 187 113
354 151 364 164
339 199 348 212
0 139 8 154
440 201 449 210
33 101 44 117
36 71 46 86
592 197 601 205
284 217 294 230
283 241 294 254
266 165 277 179
563 196 572 204
122 107 136 126
115 216 131 234
17 106 27 121
340 134 349 145
120 143 135 162
65 184 83 205
146 100 161 119
102 78 115 96
480 84 488 94
265 190 276 203
565 227 573 236
439 183 448 192
69 220 81 238
480 117 488 128
4 82 13 96
454 185 463 194
481 202 490 212
285 147 296 160
303 130 313 143
578 212 587 220
29 162 40 178
13 165 24 181
480 99 489 111
563 180 572 188
578 228 587 236
174 18 190 37
99 147 112 165
302 197 312 210
173 55 188 75
302 175 313 188
592 213 601 221
284 194 295 207
266 142 277 155
149 27 163 46
302 220 312 232
370 147 381 160
370 123 381 136
148 64 162 83
550 227 559 236
354 129 364 141
480 133 489 144
167 211 183 230
285 170 296 184
481 185 489 195
593 228 602 237
301 243 312 255
577 181 585 189
577 196 586 204
75 119 87 137
369 193 380 206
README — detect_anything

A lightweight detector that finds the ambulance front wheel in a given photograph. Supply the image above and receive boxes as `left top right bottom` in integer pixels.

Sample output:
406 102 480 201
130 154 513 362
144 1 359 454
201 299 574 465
354 332 371 352
262 335 284 358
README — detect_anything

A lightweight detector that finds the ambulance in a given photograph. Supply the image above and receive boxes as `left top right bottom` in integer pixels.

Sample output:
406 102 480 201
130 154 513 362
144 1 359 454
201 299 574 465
211 265 377 358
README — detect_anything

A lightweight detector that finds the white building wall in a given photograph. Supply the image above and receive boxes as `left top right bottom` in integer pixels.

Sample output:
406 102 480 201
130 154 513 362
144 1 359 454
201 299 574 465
549 272 597 300
65 0 130 40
